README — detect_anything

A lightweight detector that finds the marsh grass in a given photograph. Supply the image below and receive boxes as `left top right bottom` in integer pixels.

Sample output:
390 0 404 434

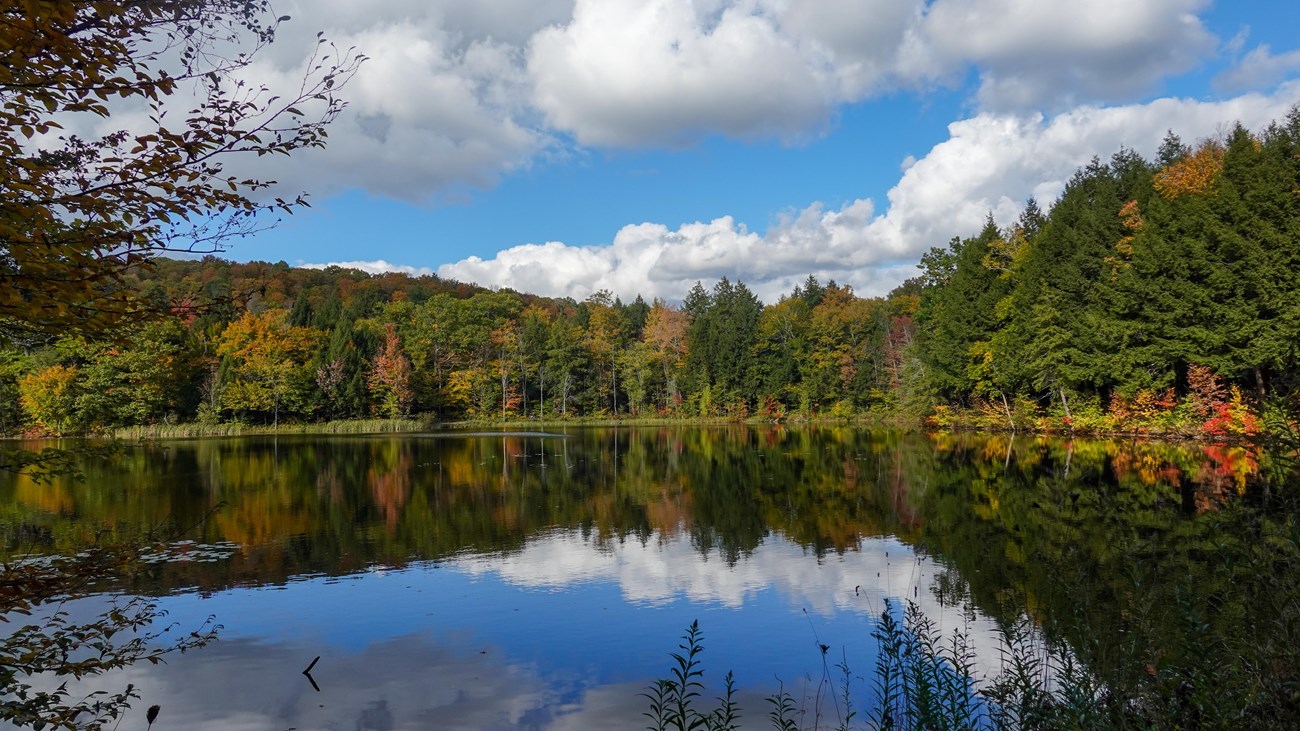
645 606 1038 731
112 418 424 439
642 621 740 731
646 591 1295 731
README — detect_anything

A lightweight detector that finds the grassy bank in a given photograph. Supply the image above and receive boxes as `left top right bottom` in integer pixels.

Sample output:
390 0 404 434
97 413 911 440
51 402 1286 443
111 418 426 440
450 410 913 431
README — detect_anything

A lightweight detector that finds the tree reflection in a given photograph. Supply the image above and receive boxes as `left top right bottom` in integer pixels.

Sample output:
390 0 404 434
2 427 1295 723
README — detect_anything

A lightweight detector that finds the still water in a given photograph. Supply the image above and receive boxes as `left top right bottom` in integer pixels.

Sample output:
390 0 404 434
0 427 1291 729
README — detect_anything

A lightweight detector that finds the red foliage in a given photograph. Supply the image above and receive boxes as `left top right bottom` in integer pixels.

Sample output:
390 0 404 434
1202 400 1260 437
757 394 785 421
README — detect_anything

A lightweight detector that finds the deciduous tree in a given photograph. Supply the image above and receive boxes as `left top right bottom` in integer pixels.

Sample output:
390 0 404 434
369 323 414 418
216 310 320 425
0 1 362 339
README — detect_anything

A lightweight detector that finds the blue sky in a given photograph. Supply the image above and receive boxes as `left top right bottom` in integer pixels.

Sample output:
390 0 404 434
225 0 1300 303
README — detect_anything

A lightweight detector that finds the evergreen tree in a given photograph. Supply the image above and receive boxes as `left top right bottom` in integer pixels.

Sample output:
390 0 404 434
916 217 1013 401
687 278 763 408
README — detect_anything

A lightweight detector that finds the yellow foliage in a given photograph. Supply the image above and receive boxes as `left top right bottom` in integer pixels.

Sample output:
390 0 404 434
444 370 476 412
17 364 79 435
1153 141 1226 198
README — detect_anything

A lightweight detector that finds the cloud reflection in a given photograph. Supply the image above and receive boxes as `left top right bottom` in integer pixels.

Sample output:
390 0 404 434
458 530 941 614
451 530 1008 674
22 531 1012 730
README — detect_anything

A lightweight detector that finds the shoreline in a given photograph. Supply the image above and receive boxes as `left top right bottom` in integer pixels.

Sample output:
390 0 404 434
0 414 1266 445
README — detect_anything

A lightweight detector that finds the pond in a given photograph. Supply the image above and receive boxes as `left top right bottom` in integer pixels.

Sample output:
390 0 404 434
1 427 1297 730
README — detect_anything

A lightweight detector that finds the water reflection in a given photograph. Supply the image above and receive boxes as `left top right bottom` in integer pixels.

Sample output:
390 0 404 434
35 536 985 731
1 428 1293 729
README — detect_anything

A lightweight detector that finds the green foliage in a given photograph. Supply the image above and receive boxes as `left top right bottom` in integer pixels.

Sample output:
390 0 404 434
1 546 218 731
0 349 27 435
7 106 1299 435
905 110 1300 434
687 278 764 409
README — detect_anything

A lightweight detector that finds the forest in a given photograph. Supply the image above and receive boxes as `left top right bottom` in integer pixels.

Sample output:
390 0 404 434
2 109 1298 438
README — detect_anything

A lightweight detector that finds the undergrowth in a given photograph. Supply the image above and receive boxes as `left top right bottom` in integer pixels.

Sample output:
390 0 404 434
645 595 1281 731
111 418 424 439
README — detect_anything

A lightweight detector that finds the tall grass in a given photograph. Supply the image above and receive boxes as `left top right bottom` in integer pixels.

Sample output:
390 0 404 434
642 621 741 731
645 593 1285 731
112 418 425 440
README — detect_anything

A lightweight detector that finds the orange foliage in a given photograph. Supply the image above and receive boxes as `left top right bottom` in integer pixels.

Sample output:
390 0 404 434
643 302 689 359
1108 388 1176 426
1105 200 1146 278
757 394 785 420
1186 364 1227 419
1153 140 1226 198
369 323 414 418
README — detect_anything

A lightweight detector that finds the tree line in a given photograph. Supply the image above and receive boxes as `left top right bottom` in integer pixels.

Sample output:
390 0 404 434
1 256 915 431
3 108 1298 436
914 108 1300 435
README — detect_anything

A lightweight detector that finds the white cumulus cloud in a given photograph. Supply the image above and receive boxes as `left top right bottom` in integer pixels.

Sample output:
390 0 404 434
439 199 922 302
439 82 1300 302
914 0 1216 110
300 259 436 277
527 0 837 147
525 0 1220 147
193 0 574 203
1215 43 1300 93
214 0 1236 196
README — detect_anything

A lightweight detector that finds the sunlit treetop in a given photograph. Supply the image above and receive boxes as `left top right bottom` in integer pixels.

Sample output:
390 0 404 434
1152 139 1227 199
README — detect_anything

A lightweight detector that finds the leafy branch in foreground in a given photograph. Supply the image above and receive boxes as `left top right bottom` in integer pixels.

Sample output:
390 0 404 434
1 1 364 341
1 545 219 730
0 444 123 485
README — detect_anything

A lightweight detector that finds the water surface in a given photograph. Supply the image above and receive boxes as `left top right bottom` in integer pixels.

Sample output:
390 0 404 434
0 428 1288 729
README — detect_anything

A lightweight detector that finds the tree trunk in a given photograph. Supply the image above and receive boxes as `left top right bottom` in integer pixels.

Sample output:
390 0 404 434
1000 390 1015 433
663 361 672 412
1059 386 1074 433
561 373 569 416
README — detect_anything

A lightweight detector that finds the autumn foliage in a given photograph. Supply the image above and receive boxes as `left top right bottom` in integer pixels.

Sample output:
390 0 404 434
1153 140 1226 198
369 324 414 418
0 1 361 338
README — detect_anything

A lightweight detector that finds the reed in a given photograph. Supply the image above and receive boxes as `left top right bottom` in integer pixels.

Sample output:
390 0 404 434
642 621 741 731
644 592 1282 730
111 418 425 440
